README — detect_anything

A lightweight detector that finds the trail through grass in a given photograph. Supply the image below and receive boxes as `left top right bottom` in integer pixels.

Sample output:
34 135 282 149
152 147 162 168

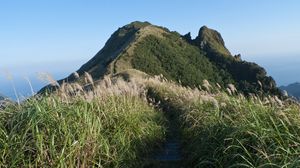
144 87 183 168
1 74 300 167
145 77 300 167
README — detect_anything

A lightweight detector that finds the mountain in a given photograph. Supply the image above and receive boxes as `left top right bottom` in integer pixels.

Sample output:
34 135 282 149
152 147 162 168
280 82 300 99
40 21 281 96
194 26 231 56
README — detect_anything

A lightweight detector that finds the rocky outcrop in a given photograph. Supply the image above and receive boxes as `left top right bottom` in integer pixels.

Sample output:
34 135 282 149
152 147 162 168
194 26 231 56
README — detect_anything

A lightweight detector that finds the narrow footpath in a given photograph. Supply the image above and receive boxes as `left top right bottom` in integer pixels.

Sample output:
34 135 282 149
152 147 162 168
145 89 185 168
147 106 184 167
154 109 183 167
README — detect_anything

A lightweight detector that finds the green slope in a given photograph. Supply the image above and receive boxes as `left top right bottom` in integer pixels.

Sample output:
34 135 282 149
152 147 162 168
191 25 281 95
40 21 281 96
130 32 233 87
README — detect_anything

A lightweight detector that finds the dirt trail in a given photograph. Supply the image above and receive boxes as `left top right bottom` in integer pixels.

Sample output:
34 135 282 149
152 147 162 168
146 88 185 168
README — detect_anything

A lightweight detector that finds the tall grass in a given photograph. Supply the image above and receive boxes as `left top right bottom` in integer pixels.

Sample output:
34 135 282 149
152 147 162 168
144 77 300 167
0 76 166 167
1 72 300 167
182 94 300 167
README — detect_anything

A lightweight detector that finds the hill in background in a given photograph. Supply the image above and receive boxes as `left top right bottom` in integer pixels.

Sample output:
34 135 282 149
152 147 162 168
41 21 281 96
280 82 300 99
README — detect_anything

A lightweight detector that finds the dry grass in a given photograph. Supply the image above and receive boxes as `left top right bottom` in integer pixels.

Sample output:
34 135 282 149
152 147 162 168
0 73 166 168
1 72 299 167
139 75 300 167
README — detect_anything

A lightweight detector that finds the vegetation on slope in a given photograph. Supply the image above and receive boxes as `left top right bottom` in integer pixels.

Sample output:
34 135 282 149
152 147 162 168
199 49 281 96
0 76 166 167
191 26 282 96
49 21 152 86
42 21 282 97
1 20 295 167
194 26 231 56
145 76 300 167
131 32 234 87
1 73 299 167
182 94 300 167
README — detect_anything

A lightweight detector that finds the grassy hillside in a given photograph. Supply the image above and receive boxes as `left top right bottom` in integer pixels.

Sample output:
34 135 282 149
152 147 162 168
3 73 300 167
145 76 300 167
42 21 281 97
191 25 281 96
0 77 166 167
28 21 292 167
130 32 233 87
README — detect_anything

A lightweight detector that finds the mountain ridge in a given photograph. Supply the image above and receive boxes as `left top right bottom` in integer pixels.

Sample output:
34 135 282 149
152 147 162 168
40 21 281 96
60 21 166 82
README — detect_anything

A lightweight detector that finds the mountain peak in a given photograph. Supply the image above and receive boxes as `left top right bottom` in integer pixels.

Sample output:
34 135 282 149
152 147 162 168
199 25 209 31
195 26 231 56
40 22 281 97
124 21 151 29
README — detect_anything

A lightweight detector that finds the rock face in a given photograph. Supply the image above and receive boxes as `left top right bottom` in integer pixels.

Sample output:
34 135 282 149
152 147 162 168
40 21 282 96
189 26 280 95
280 82 300 99
194 26 231 56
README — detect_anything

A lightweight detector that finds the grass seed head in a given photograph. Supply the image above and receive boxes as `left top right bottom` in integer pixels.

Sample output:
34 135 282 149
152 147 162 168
84 72 94 86
202 79 211 92
38 72 60 87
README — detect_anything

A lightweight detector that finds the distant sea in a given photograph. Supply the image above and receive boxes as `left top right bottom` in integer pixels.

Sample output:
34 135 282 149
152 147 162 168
0 60 84 101
0 74 64 101
244 55 300 86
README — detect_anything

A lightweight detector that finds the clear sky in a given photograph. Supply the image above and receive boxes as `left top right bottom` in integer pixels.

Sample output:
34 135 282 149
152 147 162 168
0 0 300 93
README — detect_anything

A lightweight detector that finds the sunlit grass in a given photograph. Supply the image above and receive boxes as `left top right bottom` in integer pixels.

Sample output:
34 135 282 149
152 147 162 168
146 77 300 167
181 94 300 167
0 76 166 168
1 73 300 167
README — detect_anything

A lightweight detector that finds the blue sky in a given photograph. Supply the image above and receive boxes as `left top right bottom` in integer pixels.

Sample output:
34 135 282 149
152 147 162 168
0 0 300 92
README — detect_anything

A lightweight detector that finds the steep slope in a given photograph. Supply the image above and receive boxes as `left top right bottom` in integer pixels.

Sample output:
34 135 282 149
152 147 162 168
42 21 229 89
190 26 281 95
128 30 231 86
41 21 281 96
64 21 152 82
194 26 231 56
